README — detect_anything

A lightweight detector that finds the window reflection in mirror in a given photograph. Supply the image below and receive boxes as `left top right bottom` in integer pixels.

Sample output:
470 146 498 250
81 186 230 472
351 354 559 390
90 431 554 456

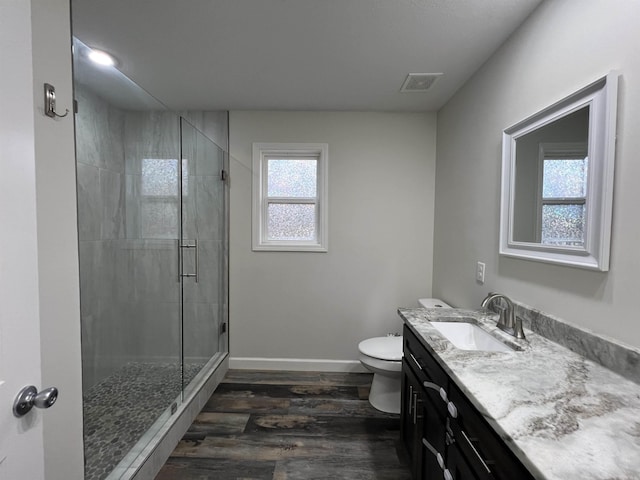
512 106 589 246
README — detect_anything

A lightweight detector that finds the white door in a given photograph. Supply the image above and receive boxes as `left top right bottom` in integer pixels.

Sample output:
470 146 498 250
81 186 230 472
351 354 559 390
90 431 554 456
0 207 45 479
0 1 83 478
0 0 46 476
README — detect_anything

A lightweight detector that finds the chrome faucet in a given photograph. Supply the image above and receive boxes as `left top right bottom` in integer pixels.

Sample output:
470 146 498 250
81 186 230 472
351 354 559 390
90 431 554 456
480 292 526 340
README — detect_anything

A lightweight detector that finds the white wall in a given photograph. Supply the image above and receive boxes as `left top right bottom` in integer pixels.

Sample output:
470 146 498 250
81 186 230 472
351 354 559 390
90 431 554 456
229 111 436 369
32 0 85 476
433 0 640 347
0 0 83 477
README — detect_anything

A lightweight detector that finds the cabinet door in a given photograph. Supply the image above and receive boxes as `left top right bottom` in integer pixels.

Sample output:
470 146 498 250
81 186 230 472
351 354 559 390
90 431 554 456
403 326 448 455
403 327 451 480
401 358 424 478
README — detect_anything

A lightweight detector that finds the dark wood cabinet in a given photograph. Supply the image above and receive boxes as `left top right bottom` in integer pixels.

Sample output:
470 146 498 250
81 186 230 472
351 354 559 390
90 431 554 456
402 325 449 480
401 357 425 479
401 325 535 480
446 444 484 480
447 381 534 480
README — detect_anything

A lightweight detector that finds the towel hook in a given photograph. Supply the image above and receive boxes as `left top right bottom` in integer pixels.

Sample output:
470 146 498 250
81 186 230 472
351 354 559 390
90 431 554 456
44 83 69 118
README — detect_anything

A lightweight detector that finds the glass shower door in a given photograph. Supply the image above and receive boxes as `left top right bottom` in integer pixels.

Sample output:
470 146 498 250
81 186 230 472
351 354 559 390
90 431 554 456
179 118 228 393
75 35 183 476
74 35 229 480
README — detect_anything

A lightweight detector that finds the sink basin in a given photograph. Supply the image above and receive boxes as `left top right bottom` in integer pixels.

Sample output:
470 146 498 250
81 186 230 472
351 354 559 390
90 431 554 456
430 322 514 352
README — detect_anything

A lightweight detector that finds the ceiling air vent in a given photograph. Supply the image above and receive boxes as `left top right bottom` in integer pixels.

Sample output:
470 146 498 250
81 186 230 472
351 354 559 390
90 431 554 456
400 73 443 93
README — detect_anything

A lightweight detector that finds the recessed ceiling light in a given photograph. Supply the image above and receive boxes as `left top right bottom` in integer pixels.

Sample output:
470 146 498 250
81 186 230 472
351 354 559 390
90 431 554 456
400 73 443 93
88 48 117 67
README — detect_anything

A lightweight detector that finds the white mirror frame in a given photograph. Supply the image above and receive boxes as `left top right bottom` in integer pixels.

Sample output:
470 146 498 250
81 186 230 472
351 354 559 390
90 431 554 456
500 72 619 271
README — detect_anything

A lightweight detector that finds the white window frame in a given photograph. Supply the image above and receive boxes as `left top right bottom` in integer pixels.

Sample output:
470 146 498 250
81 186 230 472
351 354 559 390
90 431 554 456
252 142 328 252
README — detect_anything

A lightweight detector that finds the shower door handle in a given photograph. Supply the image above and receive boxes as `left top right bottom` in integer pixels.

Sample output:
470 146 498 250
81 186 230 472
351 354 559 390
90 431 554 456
180 239 199 283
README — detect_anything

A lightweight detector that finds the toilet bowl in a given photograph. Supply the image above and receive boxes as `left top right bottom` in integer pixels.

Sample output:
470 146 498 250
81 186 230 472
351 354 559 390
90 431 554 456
358 336 403 413
358 298 452 414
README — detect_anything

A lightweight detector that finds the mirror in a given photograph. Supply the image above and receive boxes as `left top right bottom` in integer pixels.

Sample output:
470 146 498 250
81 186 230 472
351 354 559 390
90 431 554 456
500 72 618 271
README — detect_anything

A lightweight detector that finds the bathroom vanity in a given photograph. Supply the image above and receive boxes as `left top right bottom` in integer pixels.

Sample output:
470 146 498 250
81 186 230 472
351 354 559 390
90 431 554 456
401 324 533 480
399 306 640 480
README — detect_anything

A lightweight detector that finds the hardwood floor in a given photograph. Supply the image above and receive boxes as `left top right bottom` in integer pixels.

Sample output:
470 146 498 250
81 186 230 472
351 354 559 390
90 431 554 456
155 370 411 479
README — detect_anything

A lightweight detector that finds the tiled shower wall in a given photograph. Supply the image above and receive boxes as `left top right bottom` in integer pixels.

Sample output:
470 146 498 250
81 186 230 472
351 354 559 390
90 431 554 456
77 84 134 390
76 84 227 390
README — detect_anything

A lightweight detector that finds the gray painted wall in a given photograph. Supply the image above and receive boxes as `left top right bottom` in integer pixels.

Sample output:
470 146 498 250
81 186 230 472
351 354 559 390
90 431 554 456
433 0 640 347
229 111 436 368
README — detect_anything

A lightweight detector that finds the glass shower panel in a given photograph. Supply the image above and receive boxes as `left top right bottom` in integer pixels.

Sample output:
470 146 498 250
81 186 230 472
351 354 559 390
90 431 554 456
180 118 228 392
74 37 182 480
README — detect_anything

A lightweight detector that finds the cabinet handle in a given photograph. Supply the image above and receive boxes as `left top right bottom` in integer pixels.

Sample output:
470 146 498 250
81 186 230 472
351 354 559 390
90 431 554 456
423 381 448 403
447 401 458 418
440 387 448 402
412 392 418 424
409 352 423 371
460 429 492 475
422 438 439 458
422 439 453 480
408 385 414 415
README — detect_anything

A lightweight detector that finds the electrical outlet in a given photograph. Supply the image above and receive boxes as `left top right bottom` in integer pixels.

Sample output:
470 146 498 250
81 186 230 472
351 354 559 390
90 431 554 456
476 261 485 283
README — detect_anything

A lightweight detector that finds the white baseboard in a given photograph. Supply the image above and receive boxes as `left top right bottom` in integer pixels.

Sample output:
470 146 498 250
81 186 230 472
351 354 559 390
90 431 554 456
229 356 368 373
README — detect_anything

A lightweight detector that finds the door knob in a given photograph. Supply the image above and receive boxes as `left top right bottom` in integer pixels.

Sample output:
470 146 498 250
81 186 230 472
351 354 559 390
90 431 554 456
13 385 58 417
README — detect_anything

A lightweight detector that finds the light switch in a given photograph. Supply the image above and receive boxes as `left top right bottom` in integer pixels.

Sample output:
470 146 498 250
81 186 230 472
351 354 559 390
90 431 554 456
476 261 485 283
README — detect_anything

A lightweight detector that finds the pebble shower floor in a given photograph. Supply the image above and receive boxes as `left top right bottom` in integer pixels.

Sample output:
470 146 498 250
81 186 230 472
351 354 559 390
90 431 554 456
83 362 204 480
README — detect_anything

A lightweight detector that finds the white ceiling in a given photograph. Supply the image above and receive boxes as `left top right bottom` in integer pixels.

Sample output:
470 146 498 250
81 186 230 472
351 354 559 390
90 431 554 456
71 0 543 112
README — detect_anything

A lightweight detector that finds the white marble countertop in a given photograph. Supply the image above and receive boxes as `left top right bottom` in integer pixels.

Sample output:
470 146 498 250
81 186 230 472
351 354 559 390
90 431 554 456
398 307 640 480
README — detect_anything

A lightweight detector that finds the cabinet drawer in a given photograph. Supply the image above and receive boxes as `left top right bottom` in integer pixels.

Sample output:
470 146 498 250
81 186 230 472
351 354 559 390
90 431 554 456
448 383 534 480
446 444 484 480
403 325 449 389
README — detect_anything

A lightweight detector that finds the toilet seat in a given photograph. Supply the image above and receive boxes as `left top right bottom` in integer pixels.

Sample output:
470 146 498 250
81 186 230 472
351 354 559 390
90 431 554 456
358 336 403 361
358 336 403 413
357 299 449 414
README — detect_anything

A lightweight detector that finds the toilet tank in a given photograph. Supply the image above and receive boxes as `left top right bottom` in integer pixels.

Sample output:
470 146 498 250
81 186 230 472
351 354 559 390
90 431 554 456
418 298 452 308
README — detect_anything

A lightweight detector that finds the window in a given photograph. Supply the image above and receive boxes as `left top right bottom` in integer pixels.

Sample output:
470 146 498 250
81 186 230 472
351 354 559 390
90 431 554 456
140 158 187 238
252 143 328 251
537 143 588 246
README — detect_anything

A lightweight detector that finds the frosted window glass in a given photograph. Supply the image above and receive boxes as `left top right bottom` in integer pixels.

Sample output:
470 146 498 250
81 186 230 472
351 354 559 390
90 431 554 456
142 158 188 196
543 158 588 198
141 202 178 239
267 203 315 241
267 159 317 197
541 204 585 246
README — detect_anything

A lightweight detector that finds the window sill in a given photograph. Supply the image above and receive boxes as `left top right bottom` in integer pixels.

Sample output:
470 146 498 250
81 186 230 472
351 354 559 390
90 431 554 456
252 243 328 253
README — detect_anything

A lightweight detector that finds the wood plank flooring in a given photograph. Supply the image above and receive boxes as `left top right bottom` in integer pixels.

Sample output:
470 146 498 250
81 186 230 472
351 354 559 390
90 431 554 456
155 370 411 479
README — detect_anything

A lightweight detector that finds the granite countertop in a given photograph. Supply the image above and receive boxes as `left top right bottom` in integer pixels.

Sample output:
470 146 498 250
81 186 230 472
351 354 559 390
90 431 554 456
398 307 640 480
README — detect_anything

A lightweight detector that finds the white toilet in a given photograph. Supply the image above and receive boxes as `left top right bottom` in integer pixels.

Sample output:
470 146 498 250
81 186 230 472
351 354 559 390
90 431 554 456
358 298 452 414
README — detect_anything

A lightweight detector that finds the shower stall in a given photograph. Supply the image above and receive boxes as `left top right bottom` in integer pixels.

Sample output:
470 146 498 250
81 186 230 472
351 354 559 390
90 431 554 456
73 38 229 479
